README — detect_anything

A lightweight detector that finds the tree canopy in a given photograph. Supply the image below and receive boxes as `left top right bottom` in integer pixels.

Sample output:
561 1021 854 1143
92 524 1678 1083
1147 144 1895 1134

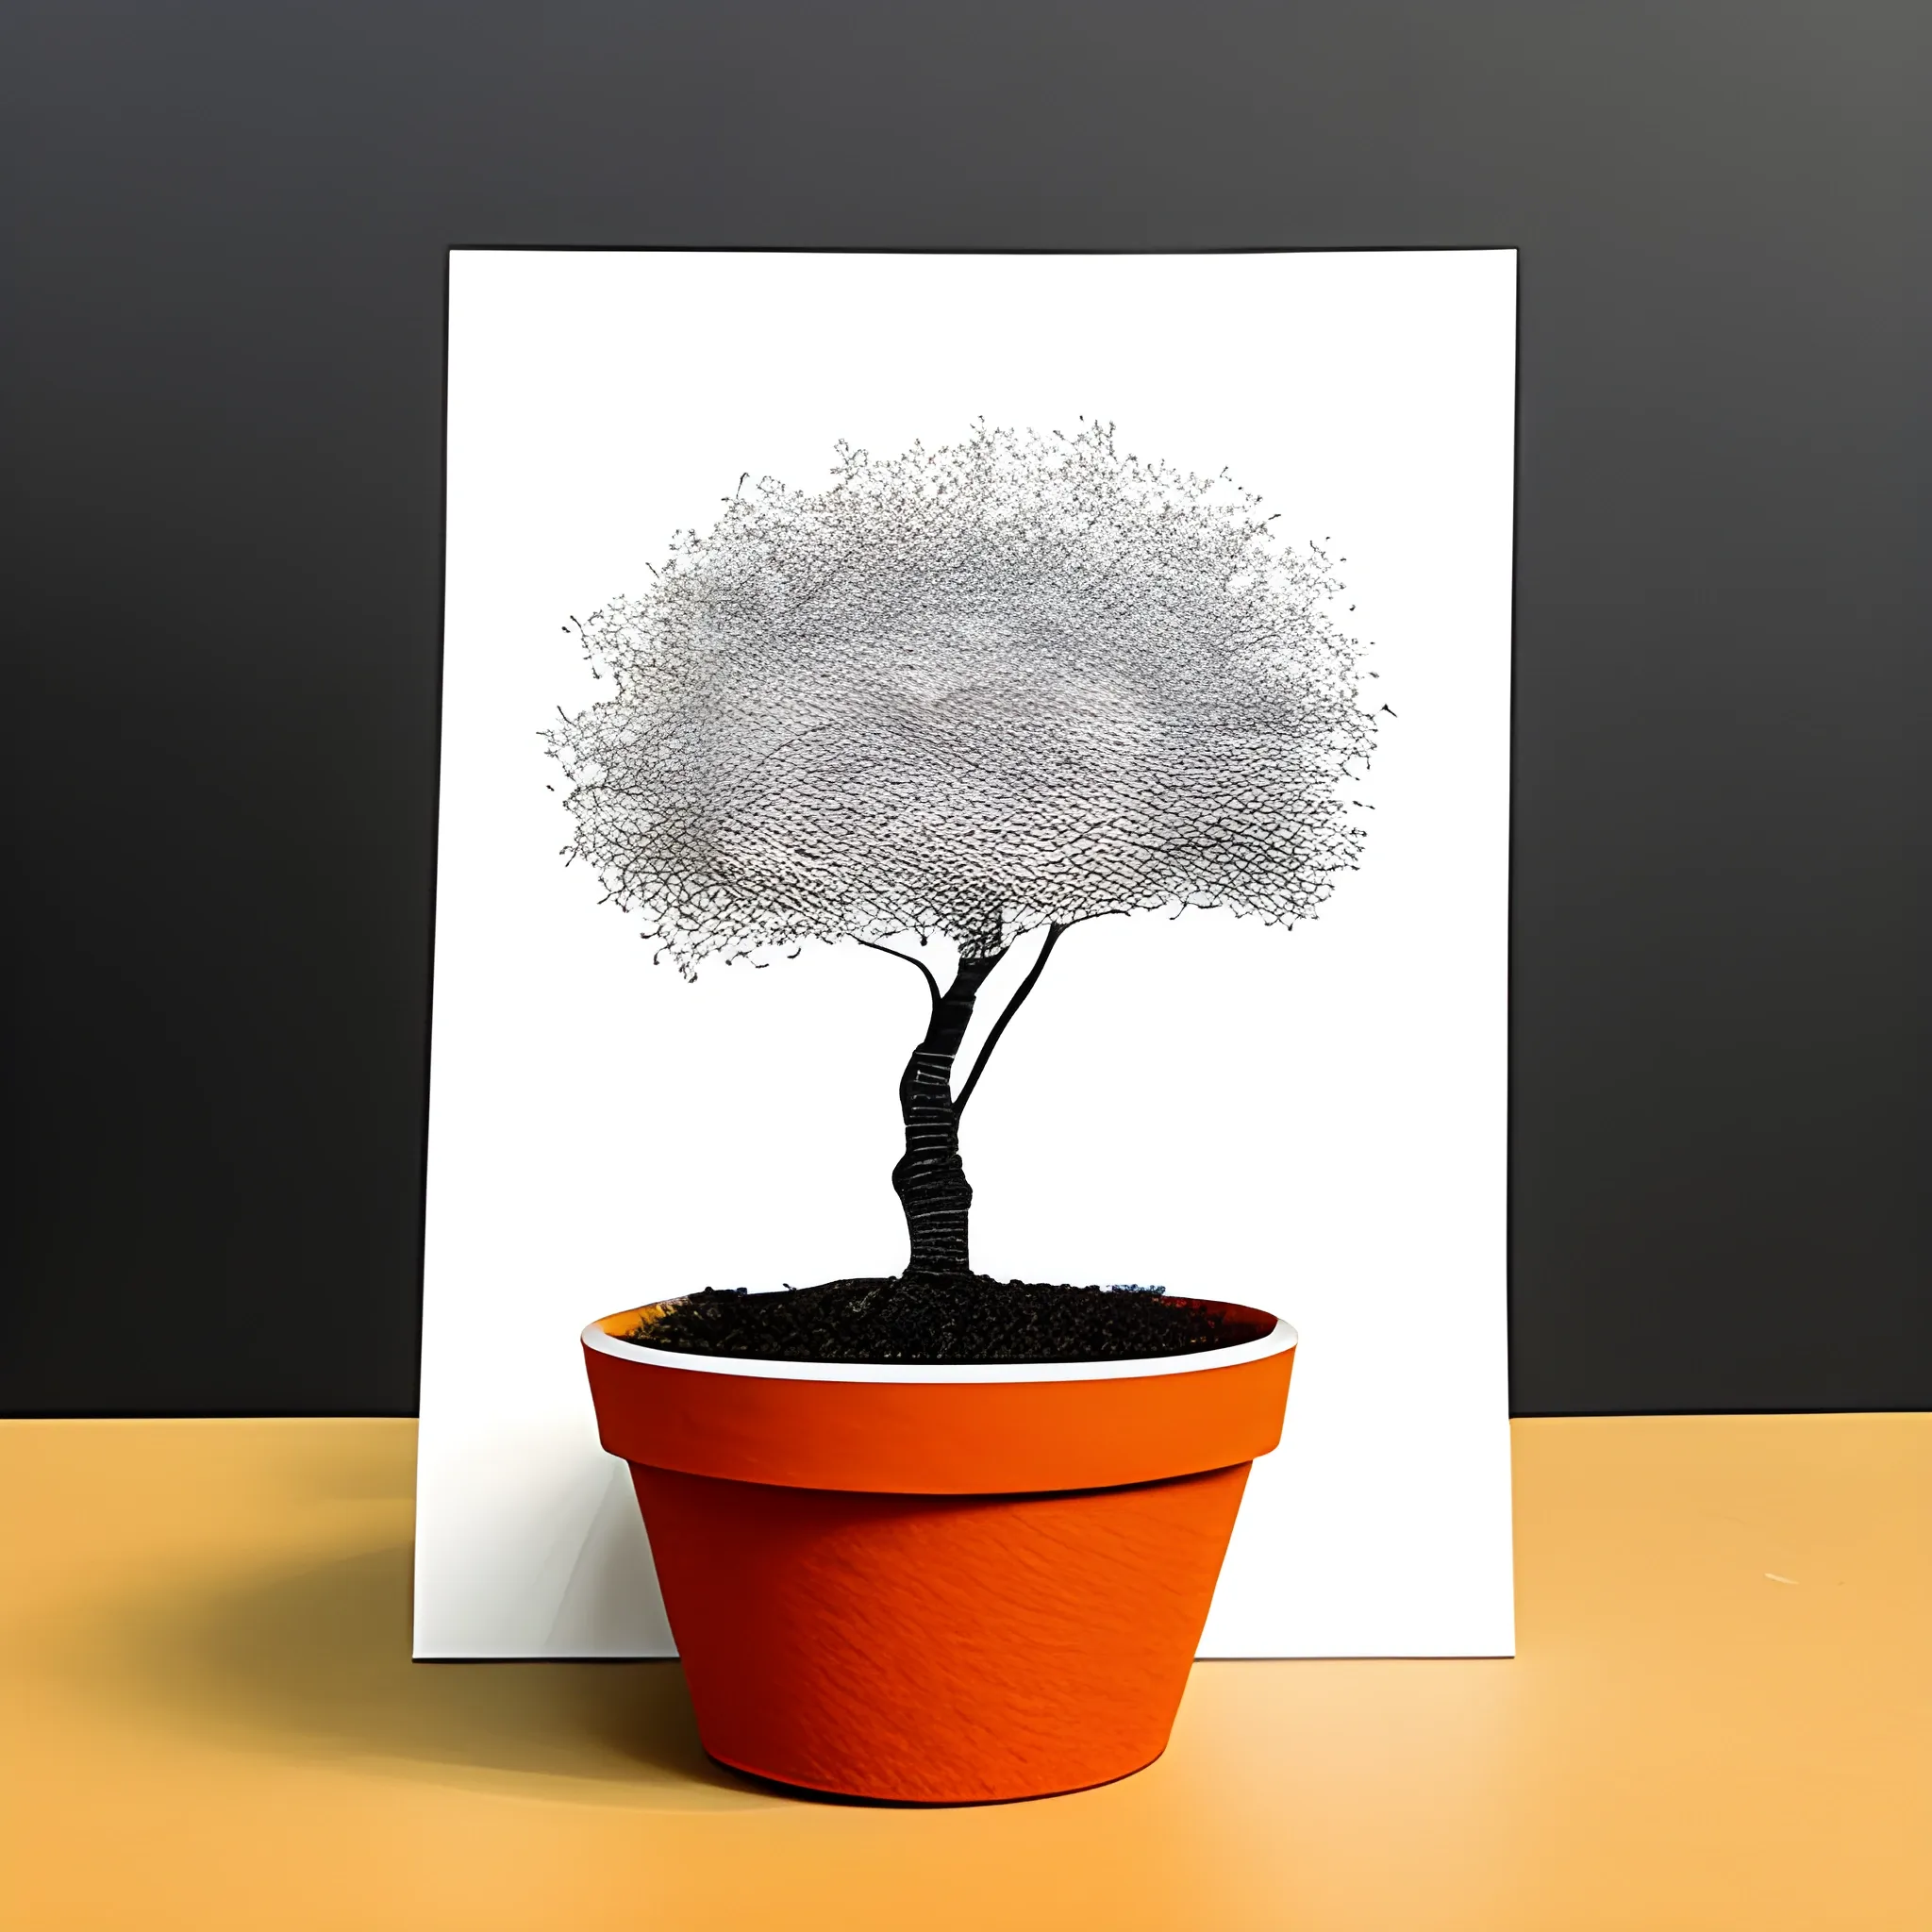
548 421 1375 974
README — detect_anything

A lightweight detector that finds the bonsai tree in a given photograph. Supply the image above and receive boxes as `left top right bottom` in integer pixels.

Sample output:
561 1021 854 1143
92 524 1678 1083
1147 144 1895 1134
548 421 1374 1287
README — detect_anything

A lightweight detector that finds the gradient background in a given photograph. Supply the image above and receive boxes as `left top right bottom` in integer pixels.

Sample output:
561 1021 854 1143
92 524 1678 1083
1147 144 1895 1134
4 0 1925 1419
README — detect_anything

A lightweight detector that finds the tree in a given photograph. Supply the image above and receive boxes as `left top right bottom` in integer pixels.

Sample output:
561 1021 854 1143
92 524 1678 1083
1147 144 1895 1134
548 422 1375 1280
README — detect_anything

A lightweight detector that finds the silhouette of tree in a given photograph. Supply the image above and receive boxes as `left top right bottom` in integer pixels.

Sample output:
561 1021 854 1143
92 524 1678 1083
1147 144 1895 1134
549 422 1375 1278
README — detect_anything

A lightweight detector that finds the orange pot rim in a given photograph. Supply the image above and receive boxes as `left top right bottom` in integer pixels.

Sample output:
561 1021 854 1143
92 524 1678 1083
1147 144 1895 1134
582 1292 1294 1385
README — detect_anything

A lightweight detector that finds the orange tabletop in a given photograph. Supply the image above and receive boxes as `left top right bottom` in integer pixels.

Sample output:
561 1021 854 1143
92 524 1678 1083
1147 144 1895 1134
3 1414 1927 1931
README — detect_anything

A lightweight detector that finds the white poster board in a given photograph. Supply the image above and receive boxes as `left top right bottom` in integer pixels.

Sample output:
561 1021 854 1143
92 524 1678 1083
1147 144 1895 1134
416 249 1516 1658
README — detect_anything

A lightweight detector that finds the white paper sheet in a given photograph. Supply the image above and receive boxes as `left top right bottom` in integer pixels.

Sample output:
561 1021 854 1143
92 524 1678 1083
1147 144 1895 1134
417 249 1517 1658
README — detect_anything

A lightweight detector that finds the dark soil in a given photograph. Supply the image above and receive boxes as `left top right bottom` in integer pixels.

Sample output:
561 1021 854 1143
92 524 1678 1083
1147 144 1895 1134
623 1274 1267 1366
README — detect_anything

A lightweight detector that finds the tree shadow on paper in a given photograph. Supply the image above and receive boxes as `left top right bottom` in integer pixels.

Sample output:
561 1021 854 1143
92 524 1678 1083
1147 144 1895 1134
104 1541 774 1810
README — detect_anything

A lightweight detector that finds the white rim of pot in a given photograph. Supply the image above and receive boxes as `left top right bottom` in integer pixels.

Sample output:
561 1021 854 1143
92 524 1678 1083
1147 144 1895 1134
582 1298 1296 1384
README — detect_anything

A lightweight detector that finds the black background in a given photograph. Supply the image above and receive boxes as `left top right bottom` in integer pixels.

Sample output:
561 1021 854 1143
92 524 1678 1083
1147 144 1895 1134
4 2 1925 1418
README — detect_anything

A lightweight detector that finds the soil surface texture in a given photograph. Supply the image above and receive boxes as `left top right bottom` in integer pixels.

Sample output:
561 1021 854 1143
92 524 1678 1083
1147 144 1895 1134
624 1274 1264 1365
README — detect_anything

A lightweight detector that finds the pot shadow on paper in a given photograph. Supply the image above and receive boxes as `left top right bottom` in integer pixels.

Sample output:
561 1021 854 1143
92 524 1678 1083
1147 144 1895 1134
99 1541 776 1811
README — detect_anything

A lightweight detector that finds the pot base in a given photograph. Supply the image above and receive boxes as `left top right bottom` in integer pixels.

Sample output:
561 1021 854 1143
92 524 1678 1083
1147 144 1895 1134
635 1460 1253 1805
707 1746 1168 1807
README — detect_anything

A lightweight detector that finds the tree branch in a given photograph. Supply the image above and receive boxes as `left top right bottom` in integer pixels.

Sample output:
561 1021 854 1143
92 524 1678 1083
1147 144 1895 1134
857 938 941 1012
953 923 1069 1117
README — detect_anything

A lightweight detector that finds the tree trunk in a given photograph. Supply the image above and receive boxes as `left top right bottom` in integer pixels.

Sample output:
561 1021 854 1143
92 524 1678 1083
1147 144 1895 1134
892 953 1003 1279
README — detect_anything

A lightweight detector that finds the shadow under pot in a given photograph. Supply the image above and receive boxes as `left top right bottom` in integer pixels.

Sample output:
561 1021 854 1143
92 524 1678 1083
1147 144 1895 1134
581 1294 1295 1805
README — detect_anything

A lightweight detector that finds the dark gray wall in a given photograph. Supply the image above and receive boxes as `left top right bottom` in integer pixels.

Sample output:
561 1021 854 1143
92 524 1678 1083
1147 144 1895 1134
4 1 1925 1416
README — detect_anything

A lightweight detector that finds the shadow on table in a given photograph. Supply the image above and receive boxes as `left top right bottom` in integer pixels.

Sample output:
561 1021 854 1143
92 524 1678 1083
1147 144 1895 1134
103 1541 774 1810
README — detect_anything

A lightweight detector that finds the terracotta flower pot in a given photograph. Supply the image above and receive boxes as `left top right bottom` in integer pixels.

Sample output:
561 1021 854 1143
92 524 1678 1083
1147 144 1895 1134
582 1295 1295 1804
